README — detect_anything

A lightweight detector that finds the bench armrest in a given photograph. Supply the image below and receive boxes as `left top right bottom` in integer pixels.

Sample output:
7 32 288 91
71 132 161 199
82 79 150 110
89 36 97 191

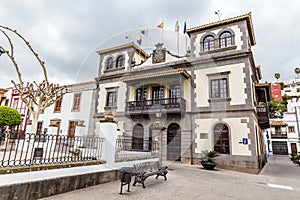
159 166 168 171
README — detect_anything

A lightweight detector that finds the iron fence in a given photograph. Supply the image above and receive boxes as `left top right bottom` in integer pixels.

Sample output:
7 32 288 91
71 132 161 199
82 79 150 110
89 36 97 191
0 133 105 167
115 137 159 160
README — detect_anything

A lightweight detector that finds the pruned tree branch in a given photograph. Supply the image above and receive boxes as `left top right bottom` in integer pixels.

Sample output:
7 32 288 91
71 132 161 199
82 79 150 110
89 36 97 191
0 25 48 83
0 25 66 133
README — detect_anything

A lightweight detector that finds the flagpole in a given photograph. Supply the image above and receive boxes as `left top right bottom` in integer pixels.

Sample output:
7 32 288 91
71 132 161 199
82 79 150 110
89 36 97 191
184 20 187 53
162 21 164 43
185 34 187 53
177 31 179 57
175 20 179 57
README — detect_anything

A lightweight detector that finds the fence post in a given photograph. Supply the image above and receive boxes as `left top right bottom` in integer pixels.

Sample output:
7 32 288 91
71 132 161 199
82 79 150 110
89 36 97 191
100 122 118 166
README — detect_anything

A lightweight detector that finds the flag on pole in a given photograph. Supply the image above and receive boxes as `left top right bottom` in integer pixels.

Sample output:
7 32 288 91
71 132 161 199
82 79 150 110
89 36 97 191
137 35 142 45
175 20 179 32
183 21 187 34
157 22 164 28
140 29 148 35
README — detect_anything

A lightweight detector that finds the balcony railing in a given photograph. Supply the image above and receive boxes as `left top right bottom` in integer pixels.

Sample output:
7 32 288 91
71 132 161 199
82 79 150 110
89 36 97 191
256 106 270 129
271 131 288 138
115 138 158 161
126 97 186 115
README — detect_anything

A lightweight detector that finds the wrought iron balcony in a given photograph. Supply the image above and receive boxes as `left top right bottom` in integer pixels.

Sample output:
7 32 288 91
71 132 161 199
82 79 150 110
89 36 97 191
126 97 186 116
270 131 288 138
256 106 270 129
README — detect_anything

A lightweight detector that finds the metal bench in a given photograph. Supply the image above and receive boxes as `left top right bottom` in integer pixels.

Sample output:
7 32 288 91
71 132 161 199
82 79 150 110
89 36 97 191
133 161 168 188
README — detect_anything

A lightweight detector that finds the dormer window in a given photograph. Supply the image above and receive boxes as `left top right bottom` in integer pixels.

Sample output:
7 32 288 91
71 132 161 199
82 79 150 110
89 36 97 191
203 35 215 51
116 55 125 68
106 57 113 69
220 32 232 48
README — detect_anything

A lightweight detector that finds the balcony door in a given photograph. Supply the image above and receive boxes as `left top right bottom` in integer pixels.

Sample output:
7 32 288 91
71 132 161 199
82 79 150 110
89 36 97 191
169 85 181 105
152 86 164 104
136 87 147 106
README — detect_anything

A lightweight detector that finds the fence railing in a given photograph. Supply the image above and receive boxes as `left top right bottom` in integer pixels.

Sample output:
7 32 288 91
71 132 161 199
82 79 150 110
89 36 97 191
0 133 105 167
115 137 159 160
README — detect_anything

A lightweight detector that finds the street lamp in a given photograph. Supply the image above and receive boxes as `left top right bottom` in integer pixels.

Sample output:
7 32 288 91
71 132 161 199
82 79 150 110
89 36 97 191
154 107 166 165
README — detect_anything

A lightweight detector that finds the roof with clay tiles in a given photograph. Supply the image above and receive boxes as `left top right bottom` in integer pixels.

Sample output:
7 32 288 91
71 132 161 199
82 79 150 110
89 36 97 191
186 13 256 46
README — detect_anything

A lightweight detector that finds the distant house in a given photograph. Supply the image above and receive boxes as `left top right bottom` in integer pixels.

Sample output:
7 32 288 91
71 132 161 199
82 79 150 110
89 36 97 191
271 83 282 101
94 13 270 173
26 81 97 137
282 78 300 98
3 88 31 138
0 88 9 106
265 98 300 155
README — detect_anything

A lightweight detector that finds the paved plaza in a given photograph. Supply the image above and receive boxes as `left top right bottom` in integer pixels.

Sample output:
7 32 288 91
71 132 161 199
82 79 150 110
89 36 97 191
39 156 300 200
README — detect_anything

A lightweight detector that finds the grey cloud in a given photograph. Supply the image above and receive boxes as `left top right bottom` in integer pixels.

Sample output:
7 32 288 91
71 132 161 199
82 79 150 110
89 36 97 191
1 0 300 88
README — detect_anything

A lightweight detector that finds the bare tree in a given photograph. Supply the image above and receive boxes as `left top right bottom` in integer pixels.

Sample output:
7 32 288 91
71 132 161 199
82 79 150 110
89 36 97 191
0 25 66 133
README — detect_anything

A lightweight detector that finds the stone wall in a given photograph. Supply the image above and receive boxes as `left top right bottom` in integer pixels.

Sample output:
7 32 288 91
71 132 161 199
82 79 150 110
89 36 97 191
0 169 119 200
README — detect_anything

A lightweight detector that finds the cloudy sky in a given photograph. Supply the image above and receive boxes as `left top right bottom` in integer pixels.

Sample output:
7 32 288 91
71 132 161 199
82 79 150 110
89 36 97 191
0 0 299 88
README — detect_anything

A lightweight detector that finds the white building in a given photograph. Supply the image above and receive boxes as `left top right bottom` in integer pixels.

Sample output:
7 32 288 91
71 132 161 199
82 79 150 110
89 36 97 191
282 78 300 97
27 81 97 137
266 98 300 155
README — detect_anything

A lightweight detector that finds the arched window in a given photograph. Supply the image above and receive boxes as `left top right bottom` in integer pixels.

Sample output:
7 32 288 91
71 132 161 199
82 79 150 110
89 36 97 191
213 123 230 154
106 57 113 70
219 32 232 48
203 35 215 51
116 55 125 68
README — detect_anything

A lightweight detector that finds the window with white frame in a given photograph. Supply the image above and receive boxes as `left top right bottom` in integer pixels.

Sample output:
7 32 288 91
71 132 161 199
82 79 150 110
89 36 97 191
207 71 231 102
211 78 228 98
54 96 63 113
288 126 295 133
219 31 233 48
116 55 125 68
106 57 114 70
203 35 215 51
106 91 117 107
72 93 81 111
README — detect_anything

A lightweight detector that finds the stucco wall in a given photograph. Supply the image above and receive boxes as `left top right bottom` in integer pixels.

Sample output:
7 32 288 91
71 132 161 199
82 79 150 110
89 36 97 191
195 117 251 156
194 63 247 107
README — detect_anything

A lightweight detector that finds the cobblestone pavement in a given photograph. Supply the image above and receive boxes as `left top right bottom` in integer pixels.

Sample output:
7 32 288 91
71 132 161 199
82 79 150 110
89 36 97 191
40 156 300 200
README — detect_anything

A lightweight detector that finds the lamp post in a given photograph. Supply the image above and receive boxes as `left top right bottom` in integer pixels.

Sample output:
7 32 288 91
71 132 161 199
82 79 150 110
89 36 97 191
154 107 166 165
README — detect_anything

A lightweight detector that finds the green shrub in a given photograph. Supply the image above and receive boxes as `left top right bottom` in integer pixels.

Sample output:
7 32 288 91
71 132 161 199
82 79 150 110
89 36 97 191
0 106 22 128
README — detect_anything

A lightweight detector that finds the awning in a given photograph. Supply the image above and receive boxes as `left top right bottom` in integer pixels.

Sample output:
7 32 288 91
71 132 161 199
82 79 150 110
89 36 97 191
270 121 287 126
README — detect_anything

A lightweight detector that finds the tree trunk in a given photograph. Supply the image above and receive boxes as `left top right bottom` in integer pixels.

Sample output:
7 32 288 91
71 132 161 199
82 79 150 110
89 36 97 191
30 112 39 134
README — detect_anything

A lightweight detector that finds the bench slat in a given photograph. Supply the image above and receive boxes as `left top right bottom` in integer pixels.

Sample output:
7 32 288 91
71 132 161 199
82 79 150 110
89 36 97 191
133 161 168 188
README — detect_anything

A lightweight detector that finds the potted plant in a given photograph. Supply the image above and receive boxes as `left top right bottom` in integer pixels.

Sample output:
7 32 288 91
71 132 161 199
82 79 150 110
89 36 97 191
289 153 297 162
290 153 300 164
200 150 220 170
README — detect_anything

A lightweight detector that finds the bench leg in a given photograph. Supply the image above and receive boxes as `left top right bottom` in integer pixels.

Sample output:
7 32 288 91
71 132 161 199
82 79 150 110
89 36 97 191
119 183 123 195
142 181 146 189
133 176 137 186
127 182 131 192
163 174 167 181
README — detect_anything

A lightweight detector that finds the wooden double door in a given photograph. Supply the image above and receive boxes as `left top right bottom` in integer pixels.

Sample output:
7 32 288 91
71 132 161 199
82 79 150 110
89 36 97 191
167 123 181 161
